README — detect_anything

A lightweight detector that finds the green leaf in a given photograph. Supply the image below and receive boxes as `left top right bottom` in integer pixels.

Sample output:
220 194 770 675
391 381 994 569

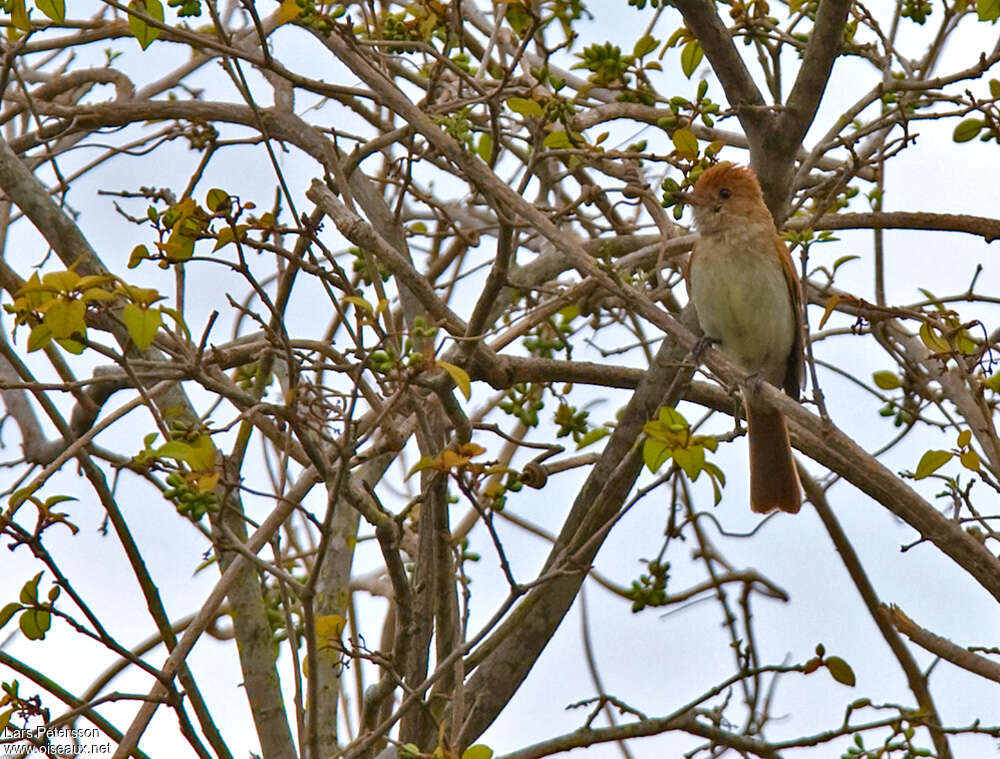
991 79 1000 99
543 130 573 149
0 603 22 630
36 0 65 22
658 406 689 430
872 371 901 390
10 0 31 31
673 445 704 479
957 429 972 448
343 295 373 315
9 484 39 510
831 254 859 273
19 608 51 640
671 128 698 158
576 427 609 450
213 225 247 251
20 572 43 605
156 434 217 470
437 360 471 400
122 303 163 349
978 0 1000 21
55 337 86 354
406 456 439 480
42 298 86 340
960 449 981 472
953 118 984 143
462 746 494 759
632 34 658 58
477 133 494 163
42 270 81 292
642 438 672 473
205 188 230 212
918 322 950 353
27 323 52 352
703 462 726 504
680 39 703 79
825 656 856 687
129 0 164 50
914 449 952 479
507 97 544 118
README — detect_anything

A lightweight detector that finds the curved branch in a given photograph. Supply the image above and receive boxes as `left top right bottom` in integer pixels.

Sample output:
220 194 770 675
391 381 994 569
791 211 1000 242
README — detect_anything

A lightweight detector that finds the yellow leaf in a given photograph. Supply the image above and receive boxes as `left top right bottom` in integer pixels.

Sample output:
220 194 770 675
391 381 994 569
11 0 31 31
315 614 345 639
193 471 220 493
673 445 705 480
42 298 86 339
919 323 950 353
406 456 440 479
186 435 218 471
872 371 901 390
27 324 52 352
914 449 952 479
278 0 302 24
343 296 373 315
439 449 470 470
960 449 981 472
36 0 65 22
436 360 471 400
642 438 671 473
818 293 842 329
42 270 81 292
213 226 242 251
671 128 698 159
543 130 572 149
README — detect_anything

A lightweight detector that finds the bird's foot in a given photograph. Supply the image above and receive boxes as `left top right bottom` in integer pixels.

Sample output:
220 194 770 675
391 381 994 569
744 371 765 397
692 335 721 361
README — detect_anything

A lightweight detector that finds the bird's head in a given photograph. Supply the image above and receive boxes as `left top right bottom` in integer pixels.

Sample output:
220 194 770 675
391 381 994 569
677 162 770 234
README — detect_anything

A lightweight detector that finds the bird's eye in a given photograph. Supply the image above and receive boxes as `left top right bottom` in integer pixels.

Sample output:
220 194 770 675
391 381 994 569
719 188 732 199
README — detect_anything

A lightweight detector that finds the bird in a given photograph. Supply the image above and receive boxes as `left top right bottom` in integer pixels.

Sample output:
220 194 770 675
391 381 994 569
681 162 804 514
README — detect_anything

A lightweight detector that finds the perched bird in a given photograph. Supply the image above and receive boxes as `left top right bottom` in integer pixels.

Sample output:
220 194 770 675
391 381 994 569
682 162 804 514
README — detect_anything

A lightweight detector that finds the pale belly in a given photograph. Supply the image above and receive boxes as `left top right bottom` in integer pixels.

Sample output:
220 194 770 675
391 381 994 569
689 240 795 386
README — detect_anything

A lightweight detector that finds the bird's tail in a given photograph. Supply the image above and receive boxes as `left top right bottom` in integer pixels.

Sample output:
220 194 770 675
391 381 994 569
746 401 801 514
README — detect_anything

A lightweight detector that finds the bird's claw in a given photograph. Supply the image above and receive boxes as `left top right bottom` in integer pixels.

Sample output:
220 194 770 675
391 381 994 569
692 335 721 361
745 371 766 396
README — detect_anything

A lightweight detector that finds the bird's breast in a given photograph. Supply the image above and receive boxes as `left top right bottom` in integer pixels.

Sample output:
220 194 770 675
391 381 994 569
688 229 796 385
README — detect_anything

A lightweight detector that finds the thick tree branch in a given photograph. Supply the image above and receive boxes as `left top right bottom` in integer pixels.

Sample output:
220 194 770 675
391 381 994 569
776 0 851 153
790 211 1000 242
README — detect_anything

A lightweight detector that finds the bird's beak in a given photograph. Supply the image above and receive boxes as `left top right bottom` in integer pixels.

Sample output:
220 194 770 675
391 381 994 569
672 190 703 207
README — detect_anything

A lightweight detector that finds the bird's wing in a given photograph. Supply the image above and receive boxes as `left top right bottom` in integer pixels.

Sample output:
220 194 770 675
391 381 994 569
776 236 805 400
